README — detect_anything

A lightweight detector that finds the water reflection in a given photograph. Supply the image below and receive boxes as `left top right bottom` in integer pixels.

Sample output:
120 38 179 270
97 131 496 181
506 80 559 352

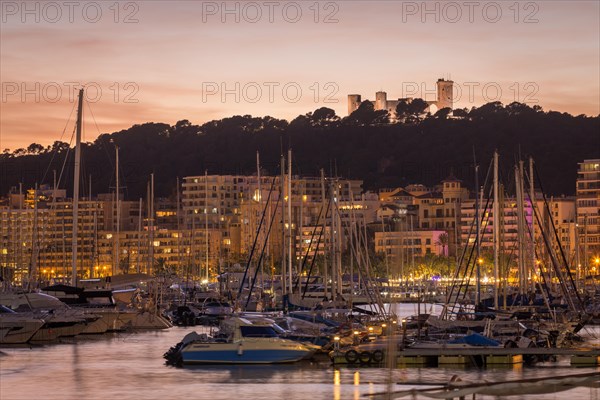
0 324 598 400
333 369 341 400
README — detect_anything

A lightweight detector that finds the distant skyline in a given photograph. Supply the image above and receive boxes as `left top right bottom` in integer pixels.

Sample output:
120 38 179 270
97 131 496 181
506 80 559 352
1 1 599 150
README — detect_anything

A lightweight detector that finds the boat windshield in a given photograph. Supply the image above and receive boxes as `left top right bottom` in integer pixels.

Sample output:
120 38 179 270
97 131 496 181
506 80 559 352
0 305 15 314
239 325 279 338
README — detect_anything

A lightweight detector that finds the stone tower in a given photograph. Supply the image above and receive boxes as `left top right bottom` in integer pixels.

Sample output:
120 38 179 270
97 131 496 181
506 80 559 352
348 94 362 115
375 91 387 111
436 79 454 110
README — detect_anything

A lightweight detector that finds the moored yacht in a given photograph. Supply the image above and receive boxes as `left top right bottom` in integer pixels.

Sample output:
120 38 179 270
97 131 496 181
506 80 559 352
0 305 45 344
0 292 92 341
165 317 315 365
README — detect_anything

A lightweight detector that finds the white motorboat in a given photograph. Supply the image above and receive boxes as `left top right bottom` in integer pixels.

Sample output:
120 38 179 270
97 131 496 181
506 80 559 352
0 305 45 344
165 317 315 365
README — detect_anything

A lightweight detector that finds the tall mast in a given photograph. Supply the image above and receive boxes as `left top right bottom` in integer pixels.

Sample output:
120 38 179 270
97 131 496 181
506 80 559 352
92 209 97 278
149 173 155 274
320 169 328 300
72 88 83 286
138 197 142 274
330 179 337 300
287 149 293 294
115 145 120 276
176 178 180 277
256 152 263 291
515 161 526 297
298 179 304 285
281 153 287 296
204 170 209 282
529 157 536 292
474 157 481 306
32 183 38 284
493 151 499 309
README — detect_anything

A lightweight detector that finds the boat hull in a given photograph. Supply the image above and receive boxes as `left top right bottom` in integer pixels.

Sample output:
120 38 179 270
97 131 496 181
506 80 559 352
0 317 44 344
181 340 311 364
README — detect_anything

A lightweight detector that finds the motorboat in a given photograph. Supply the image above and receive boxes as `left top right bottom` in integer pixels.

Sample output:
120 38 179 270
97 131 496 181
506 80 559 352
0 305 45 344
165 317 314 365
42 284 171 331
201 298 234 316
0 292 93 341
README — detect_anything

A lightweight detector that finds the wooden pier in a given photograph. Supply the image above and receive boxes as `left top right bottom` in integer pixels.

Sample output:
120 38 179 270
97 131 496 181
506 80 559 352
330 346 600 367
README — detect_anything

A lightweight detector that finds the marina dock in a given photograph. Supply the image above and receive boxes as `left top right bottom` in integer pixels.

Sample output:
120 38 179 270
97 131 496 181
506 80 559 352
330 346 600 367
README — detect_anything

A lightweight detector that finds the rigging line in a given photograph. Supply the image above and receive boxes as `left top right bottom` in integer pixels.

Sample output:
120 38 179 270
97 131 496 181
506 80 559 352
86 98 115 172
56 125 77 192
448 184 493 312
41 100 78 185
455 157 493 301
302 200 331 298
92 101 128 198
443 193 479 317
443 155 493 310
335 201 386 317
294 201 326 290
245 194 281 310
532 162 585 311
529 192 578 312
237 175 277 299
459 189 493 304
85 97 104 139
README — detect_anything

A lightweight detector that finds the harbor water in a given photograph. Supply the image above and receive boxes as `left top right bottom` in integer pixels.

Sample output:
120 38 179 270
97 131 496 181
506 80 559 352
1 304 599 400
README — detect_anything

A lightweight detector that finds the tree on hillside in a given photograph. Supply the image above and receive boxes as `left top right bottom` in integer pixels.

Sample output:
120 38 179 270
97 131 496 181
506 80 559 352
290 107 340 129
396 98 429 123
434 107 452 120
453 108 469 119
469 101 505 119
395 99 410 122
407 98 430 123
310 107 340 127
347 101 389 126
26 143 44 155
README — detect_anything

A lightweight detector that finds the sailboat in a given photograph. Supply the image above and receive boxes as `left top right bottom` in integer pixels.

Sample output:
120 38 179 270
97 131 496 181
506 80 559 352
429 152 590 350
36 88 171 332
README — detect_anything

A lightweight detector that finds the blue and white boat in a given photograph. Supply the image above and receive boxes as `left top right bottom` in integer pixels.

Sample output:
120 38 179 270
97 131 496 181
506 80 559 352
165 317 314 365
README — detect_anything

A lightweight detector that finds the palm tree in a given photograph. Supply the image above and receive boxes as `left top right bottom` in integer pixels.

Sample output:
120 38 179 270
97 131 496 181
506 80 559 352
435 233 449 256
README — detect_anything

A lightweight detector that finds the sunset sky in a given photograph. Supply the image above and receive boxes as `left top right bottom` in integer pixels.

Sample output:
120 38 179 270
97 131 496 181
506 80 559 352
1 0 599 150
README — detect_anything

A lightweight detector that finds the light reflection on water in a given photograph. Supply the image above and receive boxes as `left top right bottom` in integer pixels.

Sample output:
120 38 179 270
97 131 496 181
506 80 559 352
1 309 599 400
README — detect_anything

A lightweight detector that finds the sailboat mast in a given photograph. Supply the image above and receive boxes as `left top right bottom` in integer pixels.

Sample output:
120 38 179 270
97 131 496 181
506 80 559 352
529 157 536 292
204 170 209 282
280 153 286 296
138 197 142 274
474 160 481 306
330 179 337 300
176 178 180 277
515 161 526 297
287 149 293 294
72 88 83 286
256 152 263 292
115 145 120 276
298 180 303 284
92 210 97 278
149 173 155 274
493 151 499 309
320 169 328 300
32 183 38 284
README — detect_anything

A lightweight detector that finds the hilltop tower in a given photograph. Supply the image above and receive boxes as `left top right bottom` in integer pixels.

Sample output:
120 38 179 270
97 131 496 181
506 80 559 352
348 94 362 115
436 79 454 110
375 91 388 111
